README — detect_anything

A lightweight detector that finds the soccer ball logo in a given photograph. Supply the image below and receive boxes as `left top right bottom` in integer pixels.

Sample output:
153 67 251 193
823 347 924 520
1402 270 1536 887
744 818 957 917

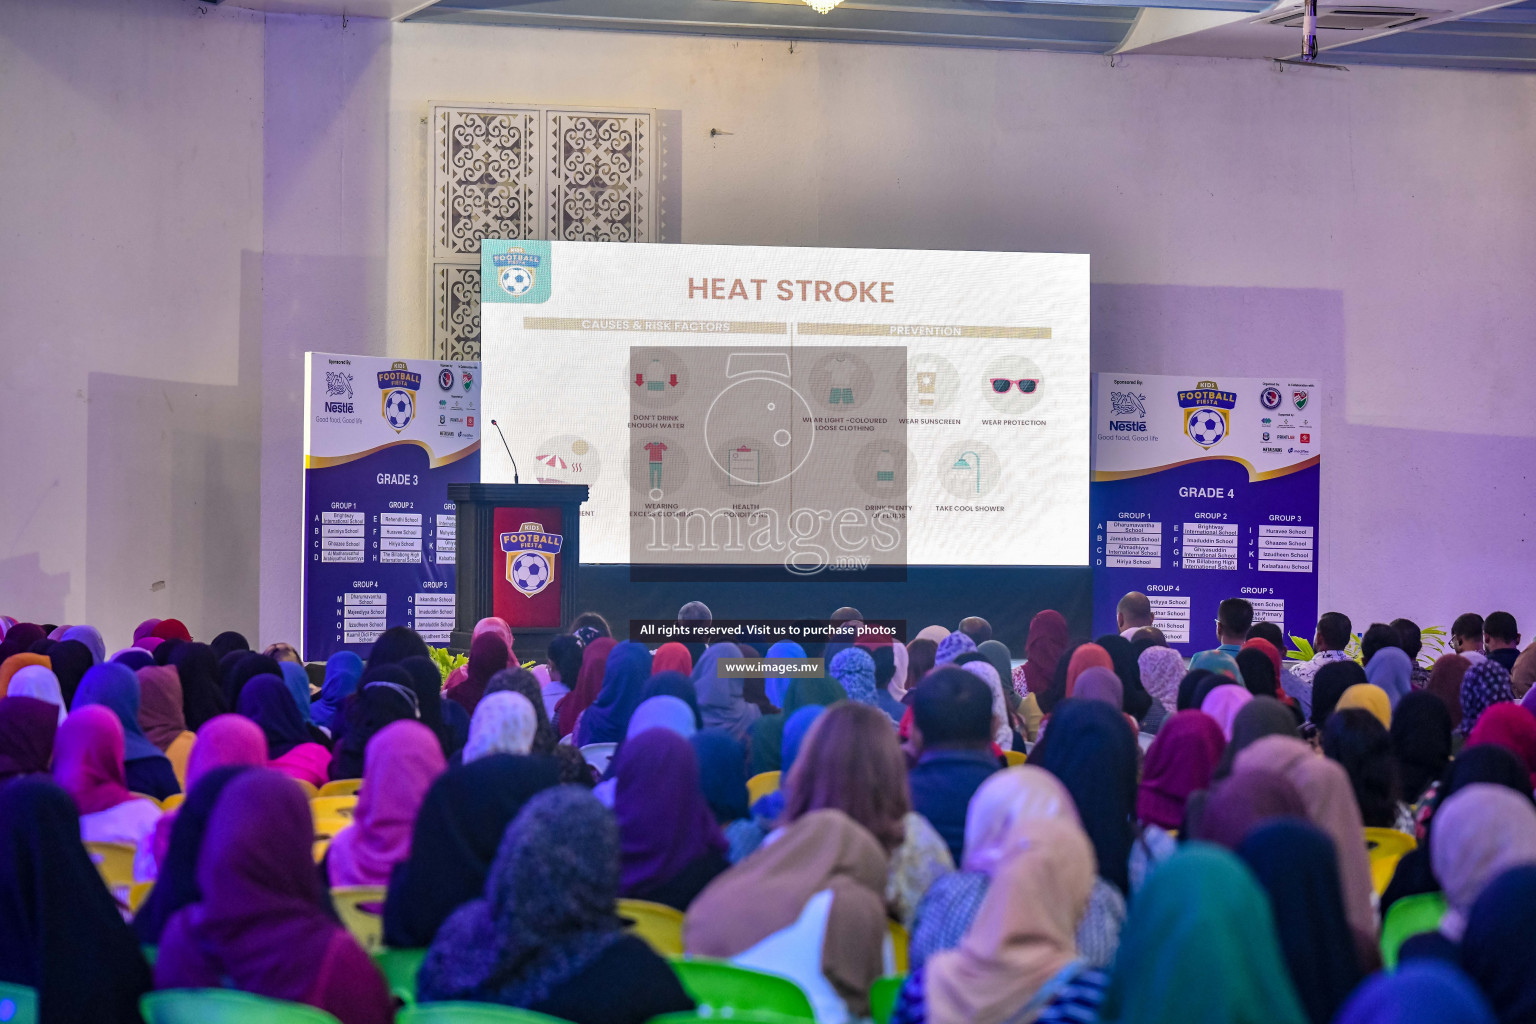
509 551 550 595
498 264 535 297
1186 408 1227 449
383 389 414 431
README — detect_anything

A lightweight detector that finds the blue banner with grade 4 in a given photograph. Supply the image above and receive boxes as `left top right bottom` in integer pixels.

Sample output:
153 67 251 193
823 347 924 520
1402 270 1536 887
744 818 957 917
302 353 480 661
1090 374 1321 655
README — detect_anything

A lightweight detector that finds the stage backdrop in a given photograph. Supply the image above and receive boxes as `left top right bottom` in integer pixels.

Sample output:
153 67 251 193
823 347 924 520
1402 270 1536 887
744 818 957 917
301 353 480 660
1091 373 1321 653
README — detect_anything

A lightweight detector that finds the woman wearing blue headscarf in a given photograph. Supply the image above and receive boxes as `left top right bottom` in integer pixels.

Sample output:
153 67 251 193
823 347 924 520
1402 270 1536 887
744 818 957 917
1365 646 1414 709
312 651 363 732
691 729 764 863
763 641 806 709
577 642 654 746
72 662 180 799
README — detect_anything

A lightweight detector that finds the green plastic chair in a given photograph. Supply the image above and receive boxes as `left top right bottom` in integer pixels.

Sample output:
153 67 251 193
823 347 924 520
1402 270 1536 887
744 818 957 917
649 1014 810 1024
141 989 340 1024
397 1003 571 1024
669 958 816 1021
1381 891 1449 970
0 982 38 1024
869 976 905 1024
372 947 428 1006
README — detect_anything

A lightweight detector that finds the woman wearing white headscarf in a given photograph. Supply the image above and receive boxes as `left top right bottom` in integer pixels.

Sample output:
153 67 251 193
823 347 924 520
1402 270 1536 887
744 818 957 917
958 661 1014 751
6 665 67 724
462 691 537 763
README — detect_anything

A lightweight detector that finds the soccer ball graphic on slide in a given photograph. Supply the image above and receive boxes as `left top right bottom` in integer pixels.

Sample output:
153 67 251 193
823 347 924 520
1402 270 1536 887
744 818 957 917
384 389 414 430
510 551 550 594
499 264 535 297
1187 409 1226 448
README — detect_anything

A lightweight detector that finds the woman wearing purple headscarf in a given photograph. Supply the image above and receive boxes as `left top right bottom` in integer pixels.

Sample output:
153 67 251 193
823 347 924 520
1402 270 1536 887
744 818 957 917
154 769 392 1024
613 729 729 911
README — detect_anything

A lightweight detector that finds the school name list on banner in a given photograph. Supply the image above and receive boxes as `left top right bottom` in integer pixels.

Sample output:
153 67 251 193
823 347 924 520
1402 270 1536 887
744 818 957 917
1090 373 1321 654
301 353 480 661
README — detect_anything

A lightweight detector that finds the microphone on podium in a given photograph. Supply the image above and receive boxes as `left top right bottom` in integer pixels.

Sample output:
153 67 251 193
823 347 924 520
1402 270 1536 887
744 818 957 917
489 420 520 485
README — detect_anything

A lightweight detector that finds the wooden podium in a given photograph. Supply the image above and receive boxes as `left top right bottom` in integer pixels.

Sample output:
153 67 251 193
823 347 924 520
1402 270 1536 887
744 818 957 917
448 483 589 656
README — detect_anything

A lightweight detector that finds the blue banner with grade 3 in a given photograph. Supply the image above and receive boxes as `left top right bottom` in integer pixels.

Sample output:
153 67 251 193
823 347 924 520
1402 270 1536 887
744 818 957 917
1091 373 1321 655
302 353 480 661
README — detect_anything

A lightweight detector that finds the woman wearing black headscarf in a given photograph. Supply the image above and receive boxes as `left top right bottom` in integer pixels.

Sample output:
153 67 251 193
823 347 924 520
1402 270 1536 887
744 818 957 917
1093 634 1154 722
47 640 94 707
367 626 430 669
1322 708 1401 829
1391 691 1453 805
168 642 229 732
327 667 420 781
1176 668 1214 711
208 631 249 661
400 656 456 756
0 776 153 1024
1310 660 1367 731
1029 698 1138 895
382 753 564 948
153 637 184 667
1236 646 1281 700
133 765 252 944
1237 819 1363 1024
222 652 283 710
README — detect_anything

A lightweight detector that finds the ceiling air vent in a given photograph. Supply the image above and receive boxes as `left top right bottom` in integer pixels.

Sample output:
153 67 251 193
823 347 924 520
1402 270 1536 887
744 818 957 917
1266 6 1429 29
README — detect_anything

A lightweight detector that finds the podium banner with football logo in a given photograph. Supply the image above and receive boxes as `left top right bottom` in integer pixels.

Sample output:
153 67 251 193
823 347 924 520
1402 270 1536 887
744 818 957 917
301 353 480 660
1090 373 1321 654
490 506 568 629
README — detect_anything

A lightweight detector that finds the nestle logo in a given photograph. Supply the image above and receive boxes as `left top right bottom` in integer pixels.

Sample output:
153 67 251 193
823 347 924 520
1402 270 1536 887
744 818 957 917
323 402 354 413
1109 421 1147 432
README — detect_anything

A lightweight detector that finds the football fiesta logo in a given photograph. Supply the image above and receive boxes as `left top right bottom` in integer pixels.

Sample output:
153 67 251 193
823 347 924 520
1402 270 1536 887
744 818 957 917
493 248 541 297
1178 380 1237 450
378 361 422 433
500 522 563 598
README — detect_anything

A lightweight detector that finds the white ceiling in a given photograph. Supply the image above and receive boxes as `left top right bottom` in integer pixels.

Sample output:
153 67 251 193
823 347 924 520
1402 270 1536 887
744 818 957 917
221 0 435 17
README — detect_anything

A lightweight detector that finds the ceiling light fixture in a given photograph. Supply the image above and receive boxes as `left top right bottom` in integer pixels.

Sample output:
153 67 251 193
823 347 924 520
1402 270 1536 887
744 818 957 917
803 0 845 12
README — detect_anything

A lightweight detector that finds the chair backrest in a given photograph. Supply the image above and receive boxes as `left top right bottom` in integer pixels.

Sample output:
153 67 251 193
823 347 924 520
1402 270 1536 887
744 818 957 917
647 1015 811 1024
1380 891 1449 970
331 886 387 952
310 796 358 822
868 976 905 1024
669 958 816 1021
84 841 137 893
397 1002 571 1024
141 989 340 1024
317 779 362 799
292 779 320 799
746 771 782 805
0 982 38 1024
129 792 164 810
129 881 155 914
617 898 686 956
312 839 331 864
161 793 185 813
886 920 910 975
1002 750 1027 767
1365 828 1418 894
579 743 617 775
371 948 427 1007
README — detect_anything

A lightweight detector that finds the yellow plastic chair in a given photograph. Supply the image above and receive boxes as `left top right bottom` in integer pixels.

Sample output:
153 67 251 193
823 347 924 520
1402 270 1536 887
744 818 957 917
1365 828 1417 895
1003 750 1027 767
618 898 686 956
129 881 155 914
0 981 38 1024
317 778 362 799
312 839 331 864
398 1003 570 1024
372 947 427 1007
746 771 782 804
141 989 340 1024
161 793 185 813
310 796 358 822
166 732 195 789
84 841 137 901
130 792 164 810
292 779 320 800
332 885 387 952
886 919 910 974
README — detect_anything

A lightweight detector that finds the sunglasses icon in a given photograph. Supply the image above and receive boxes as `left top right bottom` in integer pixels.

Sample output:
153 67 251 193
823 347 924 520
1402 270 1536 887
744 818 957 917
990 378 1039 394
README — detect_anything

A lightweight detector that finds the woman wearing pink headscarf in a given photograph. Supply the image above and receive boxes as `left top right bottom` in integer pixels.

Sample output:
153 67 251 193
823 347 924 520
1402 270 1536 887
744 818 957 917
444 617 516 694
1201 684 1254 741
151 715 268 869
53 705 163 880
326 721 446 888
